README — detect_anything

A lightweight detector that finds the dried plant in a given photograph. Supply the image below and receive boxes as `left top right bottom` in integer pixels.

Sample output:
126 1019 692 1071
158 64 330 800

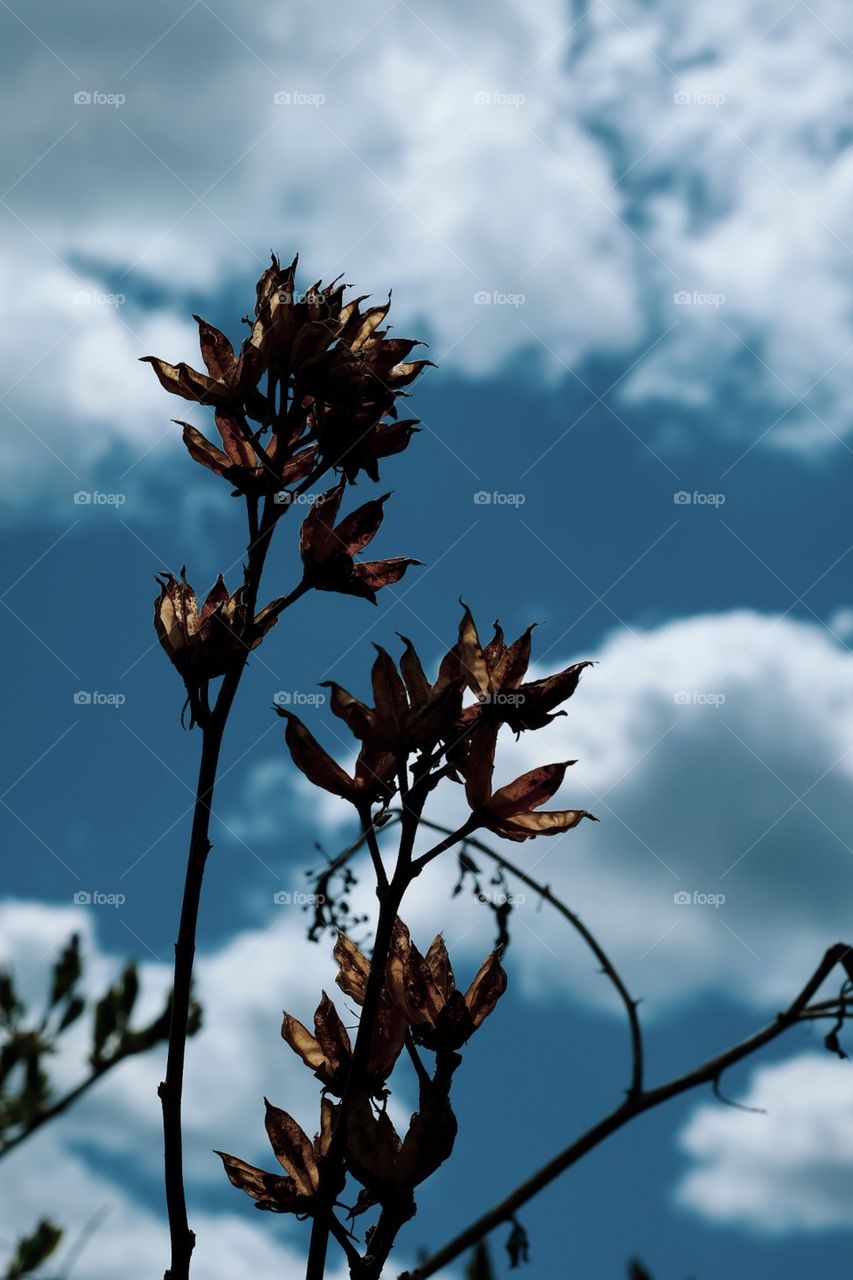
211 609 595 1277
141 257 853 1280
143 254 430 1279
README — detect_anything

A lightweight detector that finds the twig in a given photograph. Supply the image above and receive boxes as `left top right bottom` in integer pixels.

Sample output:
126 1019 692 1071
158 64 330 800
400 942 853 1279
0 1064 109 1161
416 815 645 1099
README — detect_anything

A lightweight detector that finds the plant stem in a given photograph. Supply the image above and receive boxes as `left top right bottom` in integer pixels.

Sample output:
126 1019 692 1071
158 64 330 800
306 783 437 1280
160 493 287 1280
160 671 240 1280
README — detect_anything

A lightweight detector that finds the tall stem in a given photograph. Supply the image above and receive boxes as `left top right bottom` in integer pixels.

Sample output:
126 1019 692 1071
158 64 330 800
160 495 282 1280
160 670 241 1280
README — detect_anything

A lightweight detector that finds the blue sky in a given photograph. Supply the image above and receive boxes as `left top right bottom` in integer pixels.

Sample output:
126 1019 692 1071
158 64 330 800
3 2 853 1277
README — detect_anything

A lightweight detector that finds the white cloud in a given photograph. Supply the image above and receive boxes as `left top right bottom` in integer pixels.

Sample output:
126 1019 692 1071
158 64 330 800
677 1052 853 1233
229 608 853 1016
7 0 853 504
0 897 444 1277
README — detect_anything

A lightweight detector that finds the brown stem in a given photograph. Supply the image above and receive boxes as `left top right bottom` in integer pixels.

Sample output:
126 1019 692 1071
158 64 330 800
410 816 478 876
306 791 466 1280
159 491 303 1280
160 673 240 1280
305 874 407 1280
400 942 853 1280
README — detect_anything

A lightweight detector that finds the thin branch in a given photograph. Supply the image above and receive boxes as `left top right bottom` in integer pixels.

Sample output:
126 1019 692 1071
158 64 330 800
358 804 389 896
415 815 645 1099
0 1062 109 1160
400 941 853 1280
328 1214 361 1270
409 817 478 876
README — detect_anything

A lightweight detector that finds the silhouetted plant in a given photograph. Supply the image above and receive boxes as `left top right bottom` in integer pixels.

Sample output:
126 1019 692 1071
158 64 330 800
144 257 853 1280
144 254 430 1279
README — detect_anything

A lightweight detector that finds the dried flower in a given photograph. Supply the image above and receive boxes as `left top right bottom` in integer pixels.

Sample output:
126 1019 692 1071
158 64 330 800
298 481 419 604
217 1096 339 1214
143 254 430 495
455 604 592 733
345 1088 457 1197
333 932 408 1085
277 709 395 809
464 721 596 841
387 921 506 1050
321 637 463 755
281 992 351 1094
153 571 280 681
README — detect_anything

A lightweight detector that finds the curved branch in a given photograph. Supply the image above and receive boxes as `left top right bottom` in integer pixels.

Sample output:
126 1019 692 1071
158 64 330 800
415 815 645 1099
400 941 853 1280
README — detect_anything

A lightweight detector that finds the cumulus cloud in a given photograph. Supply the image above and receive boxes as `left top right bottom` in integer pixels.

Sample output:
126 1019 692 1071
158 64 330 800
228 608 853 1015
6 0 853 505
676 1052 853 1233
0 897 420 1275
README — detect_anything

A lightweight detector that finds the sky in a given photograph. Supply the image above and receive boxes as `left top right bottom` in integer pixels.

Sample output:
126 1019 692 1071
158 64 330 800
2 1 853 1277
